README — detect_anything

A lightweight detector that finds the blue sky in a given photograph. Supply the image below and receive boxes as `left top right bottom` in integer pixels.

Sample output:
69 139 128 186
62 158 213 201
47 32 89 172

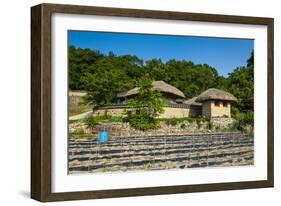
68 31 254 77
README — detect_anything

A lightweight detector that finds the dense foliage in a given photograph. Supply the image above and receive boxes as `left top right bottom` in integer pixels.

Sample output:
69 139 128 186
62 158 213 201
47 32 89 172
69 46 228 104
69 45 254 128
228 51 254 128
83 116 99 132
125 76 164 131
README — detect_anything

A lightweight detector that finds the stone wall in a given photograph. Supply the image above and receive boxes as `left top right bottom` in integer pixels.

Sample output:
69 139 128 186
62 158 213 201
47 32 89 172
93 107 128 117
69 120 211 138
212 117 234 129
93 105 202 118
69 117 237 138
160 107 190 118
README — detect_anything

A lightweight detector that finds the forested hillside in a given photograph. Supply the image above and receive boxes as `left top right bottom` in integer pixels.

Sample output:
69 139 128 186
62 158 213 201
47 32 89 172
69 45 254 124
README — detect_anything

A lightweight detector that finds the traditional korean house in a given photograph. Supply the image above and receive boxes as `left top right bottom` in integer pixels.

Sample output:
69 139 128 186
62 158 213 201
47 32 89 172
195 88 237 118
92 81 236 119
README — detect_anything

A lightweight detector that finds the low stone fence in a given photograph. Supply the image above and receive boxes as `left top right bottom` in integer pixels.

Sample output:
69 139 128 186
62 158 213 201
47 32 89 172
69 117 237 138
93 104 201 119
212 117 235 129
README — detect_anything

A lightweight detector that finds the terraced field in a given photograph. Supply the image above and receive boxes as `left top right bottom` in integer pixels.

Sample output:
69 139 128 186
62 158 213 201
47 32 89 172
68 132 254 174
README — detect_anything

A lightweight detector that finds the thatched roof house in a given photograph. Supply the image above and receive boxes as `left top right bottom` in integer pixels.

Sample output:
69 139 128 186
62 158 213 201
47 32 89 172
195 88 237 118
117 81 186 99
184 97 202 106
196 88 237 102
93 82 237 119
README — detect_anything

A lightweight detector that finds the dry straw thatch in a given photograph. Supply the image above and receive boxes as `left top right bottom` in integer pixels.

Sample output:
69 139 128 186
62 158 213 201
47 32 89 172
184 97 202 106
196 88 237 102
117 81 186 98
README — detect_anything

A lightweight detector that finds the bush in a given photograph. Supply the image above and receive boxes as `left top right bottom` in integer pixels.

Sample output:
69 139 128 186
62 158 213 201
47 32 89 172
127 113 160 131
207 120 214 130
164 118 180 126
239 111 254 126
84 115 124 124
72 128 85 135
186 118 194 123
162 117 208 127
196 119 202 128
83 116 99 131
180 123 186 129
95 115 123 122
233 111 253 130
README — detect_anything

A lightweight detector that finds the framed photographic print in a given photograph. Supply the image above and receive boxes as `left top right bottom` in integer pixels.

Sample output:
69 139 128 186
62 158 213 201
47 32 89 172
31 3 274 202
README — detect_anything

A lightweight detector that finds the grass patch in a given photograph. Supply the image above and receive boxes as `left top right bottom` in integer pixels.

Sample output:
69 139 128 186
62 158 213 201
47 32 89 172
72 128 85 135
70 128 95 139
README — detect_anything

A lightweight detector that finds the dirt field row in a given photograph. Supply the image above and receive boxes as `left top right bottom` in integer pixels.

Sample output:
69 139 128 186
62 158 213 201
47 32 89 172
68 133 254 174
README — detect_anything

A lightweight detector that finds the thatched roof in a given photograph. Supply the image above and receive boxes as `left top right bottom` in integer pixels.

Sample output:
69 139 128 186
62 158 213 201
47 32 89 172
184 97 202 106
117 81 186 98
196 88 237 102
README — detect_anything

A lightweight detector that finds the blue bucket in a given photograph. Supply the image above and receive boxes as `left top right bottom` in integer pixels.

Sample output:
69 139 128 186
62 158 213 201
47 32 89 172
99 131 108 143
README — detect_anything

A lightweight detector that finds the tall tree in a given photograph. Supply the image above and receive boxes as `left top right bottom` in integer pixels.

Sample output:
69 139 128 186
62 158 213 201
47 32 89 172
247 51 254 67
126 75 165 118
125 76 165 131
68 45 254 117
227 51 254 113
69 46 104 90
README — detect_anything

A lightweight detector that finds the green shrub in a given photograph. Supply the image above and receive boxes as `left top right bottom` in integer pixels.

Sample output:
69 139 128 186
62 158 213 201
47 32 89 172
196 119 202 129
207 120 214 130
127 113 160 131
83 116 99 131
232 111 254 131
180 123 186 129
230 121 240 131
88 115 124 123
72 128 85 135
97 115 123 122
108 116 124 122
239 111 254 126
164 118 179 126
186 118 194 123
162 117 207 127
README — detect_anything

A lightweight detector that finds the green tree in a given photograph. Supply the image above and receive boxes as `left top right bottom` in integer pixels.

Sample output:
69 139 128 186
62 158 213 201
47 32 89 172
125 76 165 131
228 66 254 112
227 51 254 113
127 76 165 117
68 45 254 127
69 46 104 90
81 55 137 106
164 60 219 98
227 51 254 130
143 59 169 81
247 51 254 67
